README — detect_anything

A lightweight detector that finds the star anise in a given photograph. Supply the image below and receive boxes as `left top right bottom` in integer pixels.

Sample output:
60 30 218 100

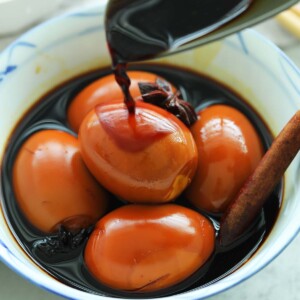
33 226 93 259
138 79 197 127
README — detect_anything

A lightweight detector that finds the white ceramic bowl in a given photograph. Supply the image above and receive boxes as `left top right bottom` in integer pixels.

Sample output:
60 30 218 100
1 3 300 300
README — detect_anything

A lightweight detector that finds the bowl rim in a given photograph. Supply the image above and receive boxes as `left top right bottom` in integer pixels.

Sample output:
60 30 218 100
1 3 300 300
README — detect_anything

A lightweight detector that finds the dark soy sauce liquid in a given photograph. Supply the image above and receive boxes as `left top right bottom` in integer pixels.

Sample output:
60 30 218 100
1 64 282 298
105 0 253 116
105 0 253 63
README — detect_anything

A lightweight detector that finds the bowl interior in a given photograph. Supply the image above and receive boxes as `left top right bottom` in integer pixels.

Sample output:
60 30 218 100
0 3 300 300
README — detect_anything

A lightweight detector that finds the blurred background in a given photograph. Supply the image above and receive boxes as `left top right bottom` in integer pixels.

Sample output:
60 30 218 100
0 0 299 299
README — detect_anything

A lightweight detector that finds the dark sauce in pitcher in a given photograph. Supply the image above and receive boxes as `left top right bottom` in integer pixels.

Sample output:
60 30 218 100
1 64 282 298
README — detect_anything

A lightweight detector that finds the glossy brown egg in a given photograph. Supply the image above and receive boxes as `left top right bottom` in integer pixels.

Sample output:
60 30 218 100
12 129 108 233
79 101 198 203
185 105 264 214
67 71 176 132
84 204 215 292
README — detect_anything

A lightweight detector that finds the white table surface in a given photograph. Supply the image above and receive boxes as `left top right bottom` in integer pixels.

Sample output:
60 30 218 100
1 1 300 300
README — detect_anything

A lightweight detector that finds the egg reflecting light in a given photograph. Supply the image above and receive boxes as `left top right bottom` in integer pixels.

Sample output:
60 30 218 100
185 105 264 213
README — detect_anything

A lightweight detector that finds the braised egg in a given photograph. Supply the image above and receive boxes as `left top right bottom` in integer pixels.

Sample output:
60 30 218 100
79 101 198 203
185 105 264 213
12 129 108 233
67 71 176 132
84 204 215 292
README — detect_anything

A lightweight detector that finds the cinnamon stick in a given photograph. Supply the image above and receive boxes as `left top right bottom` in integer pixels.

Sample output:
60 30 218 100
219 110 300 246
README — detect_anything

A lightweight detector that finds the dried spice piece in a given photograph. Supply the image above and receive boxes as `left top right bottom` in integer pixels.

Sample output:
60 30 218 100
219 111 300 246
138 80 198 127
33 226 93 257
